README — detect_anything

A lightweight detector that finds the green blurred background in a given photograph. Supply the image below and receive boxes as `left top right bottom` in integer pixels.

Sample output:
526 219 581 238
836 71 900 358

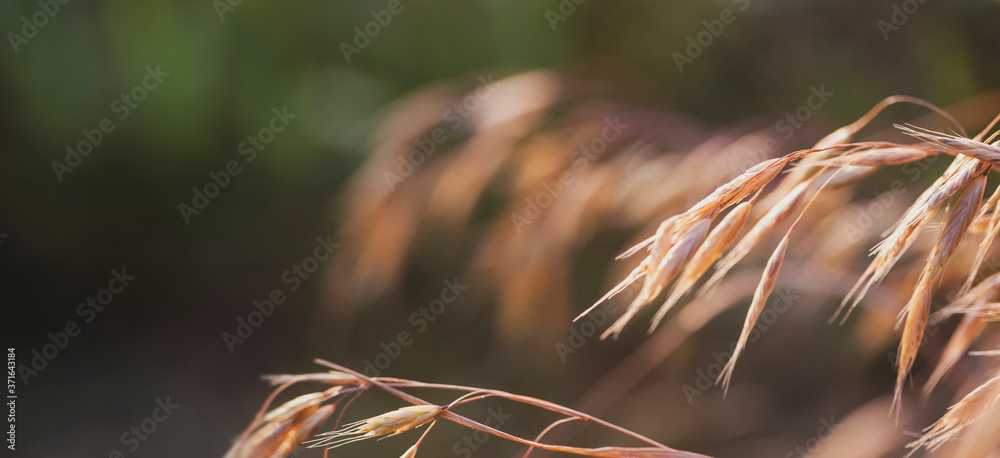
1 0 999 456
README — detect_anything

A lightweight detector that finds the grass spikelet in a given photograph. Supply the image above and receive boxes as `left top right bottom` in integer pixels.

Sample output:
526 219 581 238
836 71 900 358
260 391 341 426
226 403 336 458
891 175 986 418
834 214 930 324
898 124 1000 164
615 234 656 260
307 405 442 449
678 157 787 227
227 418 295 458
924 175 985 287
962 183 1000 294
576 217 678 322
933 271 1000 322
762 95 961 206
947 401 1000 458
837 155 989 323
398 416 437 458
892 286 932 420
889 155 990 240
645 216 682 266
273 405 337 457
717 234 788 394
964 303 1000 319
604 218 712 339
701 181 809 296
768 96 899 192
907 369 1000 455
811 145 945 167
651 200 755 331
261 371 358 387
923 315 986 396
715 154 849 394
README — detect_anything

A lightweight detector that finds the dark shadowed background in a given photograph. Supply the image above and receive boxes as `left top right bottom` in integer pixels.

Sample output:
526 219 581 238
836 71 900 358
2 0 999 457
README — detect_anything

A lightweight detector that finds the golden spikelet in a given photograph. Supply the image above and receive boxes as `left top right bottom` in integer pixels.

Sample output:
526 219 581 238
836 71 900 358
934 272 1000 321
717 234 789 394
576 216 679 322
651 200 755 331
307 405 443 449
962 183 1000 294
923 315 986 396
604 218 712 339
892 175 985 417
226 403 335 458
678 157 787 228
907 369 1000 455
899 124 1000 165
812 145 944 167
701 181 809 296
837 156 988 323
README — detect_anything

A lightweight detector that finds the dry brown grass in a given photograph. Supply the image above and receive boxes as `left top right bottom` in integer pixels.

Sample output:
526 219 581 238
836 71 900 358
226 360 708 457
582 97 1000 454
233 72 1000 456
907 368 1000 455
